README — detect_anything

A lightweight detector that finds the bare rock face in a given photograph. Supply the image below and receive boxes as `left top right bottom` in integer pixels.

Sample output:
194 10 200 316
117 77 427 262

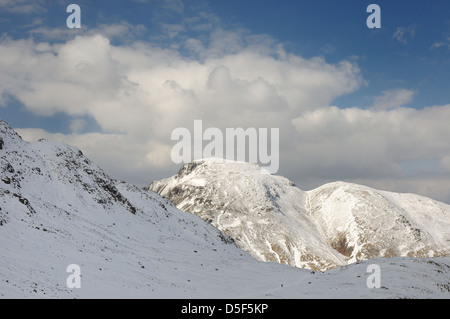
149 159 450 271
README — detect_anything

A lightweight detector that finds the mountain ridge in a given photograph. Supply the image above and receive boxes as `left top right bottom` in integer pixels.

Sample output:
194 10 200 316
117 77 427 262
148 159 450 271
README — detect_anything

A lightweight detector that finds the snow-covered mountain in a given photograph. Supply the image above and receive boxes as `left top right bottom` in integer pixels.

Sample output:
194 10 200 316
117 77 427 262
1 119 449 299
148 158 450 271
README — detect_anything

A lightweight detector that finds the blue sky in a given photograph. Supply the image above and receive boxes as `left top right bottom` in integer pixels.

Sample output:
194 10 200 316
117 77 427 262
1 0 450 203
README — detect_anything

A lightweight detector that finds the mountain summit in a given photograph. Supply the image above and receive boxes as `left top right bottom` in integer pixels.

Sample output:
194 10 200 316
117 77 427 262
148 159 450 271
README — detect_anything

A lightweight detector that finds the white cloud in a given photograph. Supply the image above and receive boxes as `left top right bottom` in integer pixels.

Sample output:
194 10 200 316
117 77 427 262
29 21 147 42
1 31 363 125
431 36 450 50
290 104 450 202
440 155 450 173
372 88 415 110
393 25 418 44
161 23 185 39
183 11 221 33
163 0 184 14
0 30 362 177
292 105 450 166
0 0 45 14
69 119 86 134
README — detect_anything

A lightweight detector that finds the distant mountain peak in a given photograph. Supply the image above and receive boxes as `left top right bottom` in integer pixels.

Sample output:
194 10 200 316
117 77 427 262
1 118 24 147
149 161 450 271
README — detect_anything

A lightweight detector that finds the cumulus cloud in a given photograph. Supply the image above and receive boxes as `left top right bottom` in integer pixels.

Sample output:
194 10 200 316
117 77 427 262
372 88 415 110
0 29 362 179
290 104 450 202
0 31 362 127
293 105 450 168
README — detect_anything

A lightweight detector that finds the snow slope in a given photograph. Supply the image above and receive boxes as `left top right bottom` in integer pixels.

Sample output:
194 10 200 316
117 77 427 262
309 182 450 264
148 160 450 272
1 119 449 298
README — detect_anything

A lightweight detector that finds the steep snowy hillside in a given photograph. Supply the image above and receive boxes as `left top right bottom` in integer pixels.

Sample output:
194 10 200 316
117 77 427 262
308 182 450 264
148 159 450 271
1 119 449 299
149 159 346 270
